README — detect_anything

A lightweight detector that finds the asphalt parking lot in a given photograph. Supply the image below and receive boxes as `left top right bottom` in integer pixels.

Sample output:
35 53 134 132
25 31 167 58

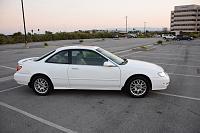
0 38 200 133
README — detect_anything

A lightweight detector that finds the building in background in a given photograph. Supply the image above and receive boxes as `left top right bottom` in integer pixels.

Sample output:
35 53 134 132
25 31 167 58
162 27 168 32
170 4 200 35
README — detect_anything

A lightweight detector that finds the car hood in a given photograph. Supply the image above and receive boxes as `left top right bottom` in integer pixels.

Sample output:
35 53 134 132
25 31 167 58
124 59 164 72
18 57 39 65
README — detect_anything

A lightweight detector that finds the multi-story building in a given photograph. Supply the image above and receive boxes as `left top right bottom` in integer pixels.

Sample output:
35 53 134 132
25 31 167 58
170 4 200 34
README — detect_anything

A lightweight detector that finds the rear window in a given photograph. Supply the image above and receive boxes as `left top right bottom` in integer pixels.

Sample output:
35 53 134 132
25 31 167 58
35 50 55 61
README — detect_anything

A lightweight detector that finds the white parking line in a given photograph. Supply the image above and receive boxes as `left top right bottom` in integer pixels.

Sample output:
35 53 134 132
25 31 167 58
0 76 13 82
156 63 200 68
154 92 200 101
120 51 143 57
113 49 133 54
0 85 24 93
0 65 15 70
113 44 154 54
138 52 200 58
132 55 200 63
168 73 200 78
0 101 77 133
119 45 158 58
155 50 200 56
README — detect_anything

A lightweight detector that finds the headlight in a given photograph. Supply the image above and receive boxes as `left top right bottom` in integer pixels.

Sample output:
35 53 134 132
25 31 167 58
158 72 166 77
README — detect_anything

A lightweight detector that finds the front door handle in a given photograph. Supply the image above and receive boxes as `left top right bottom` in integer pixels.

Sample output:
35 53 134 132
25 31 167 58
71 67 79 70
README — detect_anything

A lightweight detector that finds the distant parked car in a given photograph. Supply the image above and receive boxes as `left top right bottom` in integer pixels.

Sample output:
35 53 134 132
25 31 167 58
127 34 137 38
14 46 170 98
175 35 193 41
162 34 176 40
153 34 161 38
112 34 119 38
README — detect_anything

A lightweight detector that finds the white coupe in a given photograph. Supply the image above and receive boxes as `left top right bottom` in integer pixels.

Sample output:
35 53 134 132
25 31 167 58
14 46 170 98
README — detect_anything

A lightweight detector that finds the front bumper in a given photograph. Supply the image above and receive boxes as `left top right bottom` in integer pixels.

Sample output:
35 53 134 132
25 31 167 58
151 73 170 90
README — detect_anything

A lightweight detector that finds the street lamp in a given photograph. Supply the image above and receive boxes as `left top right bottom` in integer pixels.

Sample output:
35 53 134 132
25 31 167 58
126 16 128 33
20 0 28 47
144 22 147 34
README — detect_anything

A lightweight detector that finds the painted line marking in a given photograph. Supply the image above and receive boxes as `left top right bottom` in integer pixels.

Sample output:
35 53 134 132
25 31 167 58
152 50 200 56
138 52 200 58
168 73 200 78
156 63 200 68
120 51 143 57
0 76 13 82
112 43 156 55
154 92 200 101
113 49 133 54
0 85 24 93
120 46 158 57
0 101 77 133
0 65 15 70
131 55 200 63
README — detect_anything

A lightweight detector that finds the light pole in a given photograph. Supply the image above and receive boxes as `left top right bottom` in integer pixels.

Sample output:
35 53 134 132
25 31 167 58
126 16 128 33
144 22 147 34
20 0 28 47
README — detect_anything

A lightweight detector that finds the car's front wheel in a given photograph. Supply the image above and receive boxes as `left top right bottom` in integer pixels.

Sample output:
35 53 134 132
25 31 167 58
126 76 151 98
31 75 53 96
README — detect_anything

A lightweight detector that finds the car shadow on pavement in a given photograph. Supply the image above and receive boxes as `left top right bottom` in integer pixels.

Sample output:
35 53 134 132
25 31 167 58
52 89 128 98
9 85 156 99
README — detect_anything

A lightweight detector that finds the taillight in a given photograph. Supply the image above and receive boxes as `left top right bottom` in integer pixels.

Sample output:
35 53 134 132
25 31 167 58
16 65 22 71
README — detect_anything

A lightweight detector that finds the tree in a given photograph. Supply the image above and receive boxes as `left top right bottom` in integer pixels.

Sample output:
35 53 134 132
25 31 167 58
13 32 23 36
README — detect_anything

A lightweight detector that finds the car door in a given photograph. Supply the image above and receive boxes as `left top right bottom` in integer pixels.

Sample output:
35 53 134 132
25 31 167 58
68 49 121 90
44 50 69 89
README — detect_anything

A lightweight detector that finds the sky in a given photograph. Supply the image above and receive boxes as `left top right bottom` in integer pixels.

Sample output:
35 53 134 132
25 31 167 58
0 0 200 34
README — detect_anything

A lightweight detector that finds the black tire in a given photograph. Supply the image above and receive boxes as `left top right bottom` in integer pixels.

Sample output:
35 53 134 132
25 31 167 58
30 75 53 96
126 76 151 98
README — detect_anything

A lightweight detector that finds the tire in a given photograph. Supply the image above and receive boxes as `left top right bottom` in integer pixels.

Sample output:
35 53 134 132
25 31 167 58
126 76 151 98
31 75 53 96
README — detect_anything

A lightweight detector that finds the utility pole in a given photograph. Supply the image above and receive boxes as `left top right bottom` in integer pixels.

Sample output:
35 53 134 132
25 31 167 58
144 22 147 34
21 0 28 48
126 16 128 33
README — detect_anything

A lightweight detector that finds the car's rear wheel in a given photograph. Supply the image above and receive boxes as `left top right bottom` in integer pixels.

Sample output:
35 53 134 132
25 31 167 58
126 76 151 98
31 75 53 96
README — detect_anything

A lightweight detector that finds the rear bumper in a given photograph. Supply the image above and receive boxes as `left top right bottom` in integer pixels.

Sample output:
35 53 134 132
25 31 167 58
151 74 170 90
14 73 31 85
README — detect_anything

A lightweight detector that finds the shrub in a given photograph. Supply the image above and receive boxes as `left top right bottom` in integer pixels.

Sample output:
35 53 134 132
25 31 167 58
79 39 84 43
157 40 163 44
44 42 48 46
140 45 148 49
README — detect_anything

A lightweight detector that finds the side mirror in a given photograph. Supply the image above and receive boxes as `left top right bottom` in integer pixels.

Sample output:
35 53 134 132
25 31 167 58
103 61 115 67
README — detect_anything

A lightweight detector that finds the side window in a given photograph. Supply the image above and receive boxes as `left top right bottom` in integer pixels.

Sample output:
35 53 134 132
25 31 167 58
46 50 69 64
71 50 107 66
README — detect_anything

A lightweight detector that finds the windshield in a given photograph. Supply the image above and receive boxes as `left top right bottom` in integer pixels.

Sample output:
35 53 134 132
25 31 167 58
96 48 125 65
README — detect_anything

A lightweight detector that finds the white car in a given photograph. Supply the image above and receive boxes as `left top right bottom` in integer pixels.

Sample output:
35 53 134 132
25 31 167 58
14 46 170 98
162 34 176 40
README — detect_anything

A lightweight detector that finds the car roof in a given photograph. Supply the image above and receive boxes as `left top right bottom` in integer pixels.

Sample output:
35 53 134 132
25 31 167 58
56 45 100 51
